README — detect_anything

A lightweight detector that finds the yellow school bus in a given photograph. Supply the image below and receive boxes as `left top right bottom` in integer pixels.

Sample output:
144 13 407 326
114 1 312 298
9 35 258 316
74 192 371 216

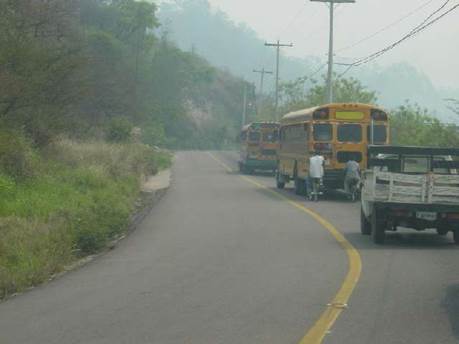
276 103 390 194
239 122 280 174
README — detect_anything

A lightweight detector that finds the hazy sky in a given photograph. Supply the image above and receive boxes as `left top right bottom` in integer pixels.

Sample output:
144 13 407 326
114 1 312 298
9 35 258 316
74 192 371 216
207 0 459 89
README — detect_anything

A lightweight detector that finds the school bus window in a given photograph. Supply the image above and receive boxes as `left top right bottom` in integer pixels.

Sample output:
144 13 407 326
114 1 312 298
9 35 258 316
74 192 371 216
313 123 332 141
338 124 362 143
367 125 387 143
262 131 278 142
285 125 307 142
248 131 260 142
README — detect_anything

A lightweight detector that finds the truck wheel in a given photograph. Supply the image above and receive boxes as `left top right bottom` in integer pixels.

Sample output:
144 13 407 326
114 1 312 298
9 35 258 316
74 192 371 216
453 230 459 245
371 208 386 244
276 172 285 189
360 207 371 235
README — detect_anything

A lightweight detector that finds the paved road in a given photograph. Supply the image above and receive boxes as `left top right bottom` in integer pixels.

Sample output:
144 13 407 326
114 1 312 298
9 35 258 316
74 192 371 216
1 151 458 344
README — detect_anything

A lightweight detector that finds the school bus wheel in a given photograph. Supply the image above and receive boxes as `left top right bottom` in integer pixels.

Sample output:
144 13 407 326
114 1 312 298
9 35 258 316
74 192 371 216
276 171 285 189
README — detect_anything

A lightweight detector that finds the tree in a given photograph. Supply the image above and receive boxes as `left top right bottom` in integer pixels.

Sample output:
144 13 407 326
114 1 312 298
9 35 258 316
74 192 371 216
0 0 83 145
257 76 378 120
391 103 459 147
445 98 459 116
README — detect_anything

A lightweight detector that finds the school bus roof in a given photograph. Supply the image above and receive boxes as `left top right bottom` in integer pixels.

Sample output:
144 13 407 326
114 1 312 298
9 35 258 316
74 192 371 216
241 122 279 132
280 103 383 125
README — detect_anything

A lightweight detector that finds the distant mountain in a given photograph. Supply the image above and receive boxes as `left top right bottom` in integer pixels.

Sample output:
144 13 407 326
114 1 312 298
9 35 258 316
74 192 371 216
158 0 320 87
352 63 457 122
159 0 458 122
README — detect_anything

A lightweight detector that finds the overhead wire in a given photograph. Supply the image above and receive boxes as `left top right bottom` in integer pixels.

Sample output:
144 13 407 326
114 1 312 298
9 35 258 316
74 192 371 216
336 1 459 77
335 0 437 53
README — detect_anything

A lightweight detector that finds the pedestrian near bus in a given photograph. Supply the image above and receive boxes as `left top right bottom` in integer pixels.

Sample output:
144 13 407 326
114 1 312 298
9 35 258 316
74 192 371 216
308 151 325 199
344 159 361 194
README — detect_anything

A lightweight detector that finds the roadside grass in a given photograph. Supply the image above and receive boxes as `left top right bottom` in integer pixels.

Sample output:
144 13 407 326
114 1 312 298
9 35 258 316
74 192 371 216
0 138 172 298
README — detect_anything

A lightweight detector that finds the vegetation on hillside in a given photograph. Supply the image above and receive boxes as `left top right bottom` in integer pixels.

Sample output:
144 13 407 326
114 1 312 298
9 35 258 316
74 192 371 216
0 0 250 149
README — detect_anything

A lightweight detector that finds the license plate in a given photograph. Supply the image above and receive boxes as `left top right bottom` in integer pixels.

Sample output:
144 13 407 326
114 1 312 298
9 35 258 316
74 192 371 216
416 212 437 221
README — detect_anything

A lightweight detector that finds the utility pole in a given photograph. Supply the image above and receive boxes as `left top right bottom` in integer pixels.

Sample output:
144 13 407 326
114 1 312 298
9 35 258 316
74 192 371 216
242 84 248 128
264 40 293 115
253 68 273 96
310 0 355 103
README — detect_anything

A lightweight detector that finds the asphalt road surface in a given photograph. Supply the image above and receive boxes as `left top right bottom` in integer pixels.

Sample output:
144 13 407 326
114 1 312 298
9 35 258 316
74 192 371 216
1 151 458 344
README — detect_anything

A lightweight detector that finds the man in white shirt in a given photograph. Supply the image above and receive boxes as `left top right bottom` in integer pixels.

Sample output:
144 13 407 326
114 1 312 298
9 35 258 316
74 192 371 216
308 152 325 200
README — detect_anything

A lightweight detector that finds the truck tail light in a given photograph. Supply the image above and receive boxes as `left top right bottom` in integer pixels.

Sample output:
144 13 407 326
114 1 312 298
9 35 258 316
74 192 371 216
446 213 459 220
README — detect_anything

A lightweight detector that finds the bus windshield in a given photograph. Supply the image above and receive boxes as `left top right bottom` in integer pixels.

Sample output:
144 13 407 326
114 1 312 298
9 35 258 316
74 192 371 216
262 131 278 143
248 131 261 142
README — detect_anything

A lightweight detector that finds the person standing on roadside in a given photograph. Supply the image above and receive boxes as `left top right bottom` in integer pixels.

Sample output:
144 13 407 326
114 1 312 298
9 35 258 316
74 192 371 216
308 151 325 200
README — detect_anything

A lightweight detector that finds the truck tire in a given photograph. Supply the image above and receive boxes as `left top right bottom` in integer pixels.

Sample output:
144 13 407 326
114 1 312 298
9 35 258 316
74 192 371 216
453 230 459 245
371 208 386 244
276 171 285 189
360 207 371 235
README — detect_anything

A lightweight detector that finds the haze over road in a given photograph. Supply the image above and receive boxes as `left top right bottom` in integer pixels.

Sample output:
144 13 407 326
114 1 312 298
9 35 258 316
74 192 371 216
1 151 459 344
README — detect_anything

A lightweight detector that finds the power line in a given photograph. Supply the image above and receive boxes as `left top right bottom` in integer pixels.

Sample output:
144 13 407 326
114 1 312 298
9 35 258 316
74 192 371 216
336 0 437 53
355 3 458 66
339 2 459 74
308 62 328 80
277 6 308 37
409 0 451 35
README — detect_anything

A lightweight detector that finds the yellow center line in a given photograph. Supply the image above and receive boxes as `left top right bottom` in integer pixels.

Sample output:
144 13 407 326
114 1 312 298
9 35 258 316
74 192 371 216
207 152 362 344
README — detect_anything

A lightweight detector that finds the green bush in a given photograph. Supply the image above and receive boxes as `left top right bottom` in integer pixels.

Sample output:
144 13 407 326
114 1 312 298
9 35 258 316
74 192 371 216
0 174 15 198
0 217 73 298
0 130 38 179
107 117 133 143
0 138 172 297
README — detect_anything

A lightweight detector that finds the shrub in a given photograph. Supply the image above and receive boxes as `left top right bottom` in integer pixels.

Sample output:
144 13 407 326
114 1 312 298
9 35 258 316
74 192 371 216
0 138 172 298
107 117 133 143
0 174 15 198
0 217 73 297
0 130 38 179
46 139 161 178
